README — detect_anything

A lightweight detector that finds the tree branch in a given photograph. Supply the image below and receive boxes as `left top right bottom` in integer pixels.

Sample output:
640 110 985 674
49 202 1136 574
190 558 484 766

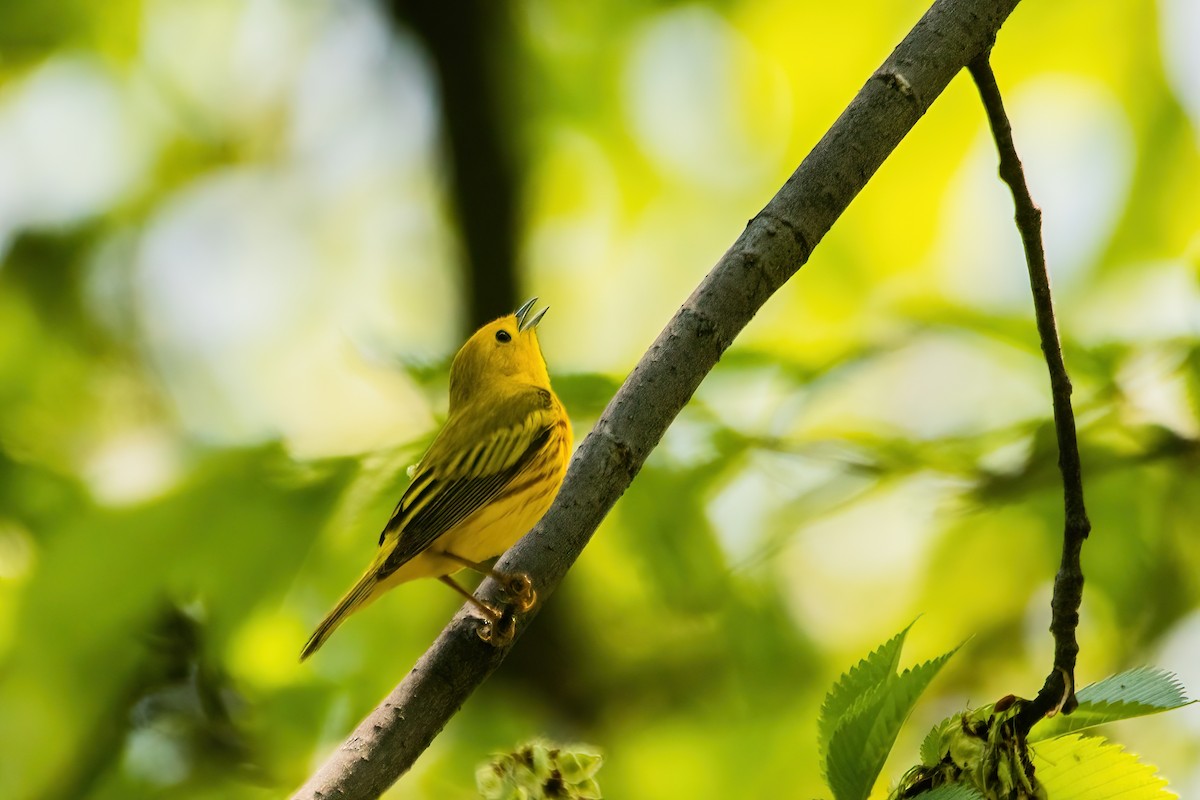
967 56 1092 731
293 1 1025 796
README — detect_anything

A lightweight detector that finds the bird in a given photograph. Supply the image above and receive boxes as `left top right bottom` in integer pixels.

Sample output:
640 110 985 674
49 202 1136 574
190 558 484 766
301 298 572 660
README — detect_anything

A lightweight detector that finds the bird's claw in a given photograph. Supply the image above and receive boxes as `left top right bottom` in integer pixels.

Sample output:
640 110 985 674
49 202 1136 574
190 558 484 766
477 610 516 647
500 572 537 613
472 572 534 646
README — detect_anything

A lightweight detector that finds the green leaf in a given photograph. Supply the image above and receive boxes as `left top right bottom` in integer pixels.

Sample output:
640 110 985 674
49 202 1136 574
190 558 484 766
918 715 954 767
822 626 960 800
818 623 913 761
1032 734 1175 799
1030 668 1194 742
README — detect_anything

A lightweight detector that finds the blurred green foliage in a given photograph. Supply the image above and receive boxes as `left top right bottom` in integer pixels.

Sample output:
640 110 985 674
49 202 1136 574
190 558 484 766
476 738 603 800
1 0 1198 799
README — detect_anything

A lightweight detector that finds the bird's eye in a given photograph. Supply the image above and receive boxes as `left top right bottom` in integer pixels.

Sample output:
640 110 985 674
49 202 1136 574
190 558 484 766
495 329 512 343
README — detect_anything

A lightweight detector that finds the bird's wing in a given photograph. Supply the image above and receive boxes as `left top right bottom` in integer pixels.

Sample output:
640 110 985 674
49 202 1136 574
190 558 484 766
376 388 555 578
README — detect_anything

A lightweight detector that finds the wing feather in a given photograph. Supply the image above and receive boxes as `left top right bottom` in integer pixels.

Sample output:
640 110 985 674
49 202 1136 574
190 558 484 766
375 396 554 576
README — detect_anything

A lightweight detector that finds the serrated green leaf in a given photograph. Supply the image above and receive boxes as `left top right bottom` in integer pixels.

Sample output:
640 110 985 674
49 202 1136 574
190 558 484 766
919 716 954 765
1078 667 1189 706
1032 734 1176 799
908 783 987 800
825 645 960 800
819 623 914 761
866 651 961 766
1030 668 1194 742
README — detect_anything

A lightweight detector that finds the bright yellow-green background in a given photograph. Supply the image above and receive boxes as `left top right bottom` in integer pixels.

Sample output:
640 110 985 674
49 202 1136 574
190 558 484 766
1 1 1198 798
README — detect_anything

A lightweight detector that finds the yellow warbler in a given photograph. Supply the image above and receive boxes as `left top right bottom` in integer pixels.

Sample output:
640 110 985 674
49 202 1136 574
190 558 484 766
301 298 572 660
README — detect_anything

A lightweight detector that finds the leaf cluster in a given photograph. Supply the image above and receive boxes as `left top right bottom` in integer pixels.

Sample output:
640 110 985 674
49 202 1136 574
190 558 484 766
818 627 1192 800
476 739 604 800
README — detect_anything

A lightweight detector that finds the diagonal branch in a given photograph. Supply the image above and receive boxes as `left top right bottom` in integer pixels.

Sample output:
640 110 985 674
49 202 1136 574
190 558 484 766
968 55 1092 731
293 1 1025 796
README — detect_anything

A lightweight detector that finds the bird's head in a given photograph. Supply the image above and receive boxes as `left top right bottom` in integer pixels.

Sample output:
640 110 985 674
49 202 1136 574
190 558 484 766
449 298 552 407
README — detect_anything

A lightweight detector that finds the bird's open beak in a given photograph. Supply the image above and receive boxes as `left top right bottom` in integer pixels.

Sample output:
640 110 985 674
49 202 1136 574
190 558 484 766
516 297 549 332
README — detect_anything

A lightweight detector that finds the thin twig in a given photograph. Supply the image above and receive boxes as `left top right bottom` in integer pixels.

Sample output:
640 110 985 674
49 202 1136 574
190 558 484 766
293 2 1026 796
968 55 1091 730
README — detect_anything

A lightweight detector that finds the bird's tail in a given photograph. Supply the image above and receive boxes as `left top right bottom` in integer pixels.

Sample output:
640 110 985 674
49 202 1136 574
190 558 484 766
300 565 380 661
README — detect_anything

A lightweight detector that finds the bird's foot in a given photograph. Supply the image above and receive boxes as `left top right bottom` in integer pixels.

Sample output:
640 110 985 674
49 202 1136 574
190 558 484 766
477 608 517 647
498 572 537 613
